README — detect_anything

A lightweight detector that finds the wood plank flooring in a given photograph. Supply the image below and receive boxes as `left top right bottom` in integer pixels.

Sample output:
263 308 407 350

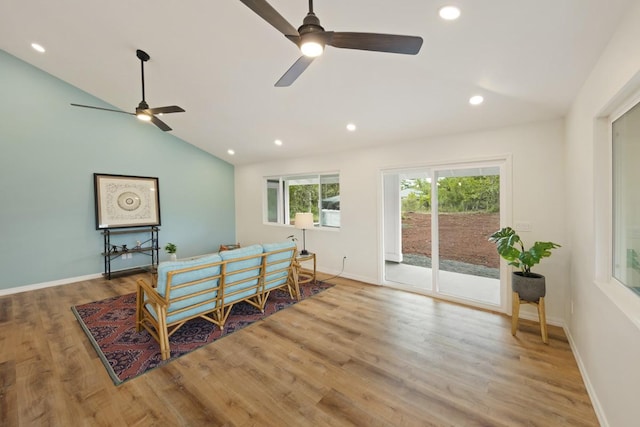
0 273 599 426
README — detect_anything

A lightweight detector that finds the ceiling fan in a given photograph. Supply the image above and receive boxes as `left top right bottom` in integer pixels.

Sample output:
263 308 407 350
71 49 185 131
239 0 423 86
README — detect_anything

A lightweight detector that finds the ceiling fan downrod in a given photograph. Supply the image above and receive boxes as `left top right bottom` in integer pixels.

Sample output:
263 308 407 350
136 49 150 107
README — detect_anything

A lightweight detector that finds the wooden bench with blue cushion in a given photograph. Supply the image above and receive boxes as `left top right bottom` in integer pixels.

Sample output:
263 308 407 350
136 241 298 360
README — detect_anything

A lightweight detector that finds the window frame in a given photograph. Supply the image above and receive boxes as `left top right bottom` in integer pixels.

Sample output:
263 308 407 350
263 172 340 229
594 87 640 330
611 101 640 293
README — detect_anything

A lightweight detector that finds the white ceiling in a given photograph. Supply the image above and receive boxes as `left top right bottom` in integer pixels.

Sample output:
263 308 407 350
0 0 633 165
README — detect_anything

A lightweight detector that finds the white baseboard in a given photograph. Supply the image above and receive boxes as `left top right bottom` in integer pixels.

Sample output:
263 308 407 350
0 273 102 297
318 267 376 285
563 326 608 427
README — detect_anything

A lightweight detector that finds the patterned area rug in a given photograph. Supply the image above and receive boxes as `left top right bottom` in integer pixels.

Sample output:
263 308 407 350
72 281 333 385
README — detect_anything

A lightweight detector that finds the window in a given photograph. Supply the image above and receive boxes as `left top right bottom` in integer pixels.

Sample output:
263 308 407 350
593 86 640 328
265 173 340 228
612 101 640 295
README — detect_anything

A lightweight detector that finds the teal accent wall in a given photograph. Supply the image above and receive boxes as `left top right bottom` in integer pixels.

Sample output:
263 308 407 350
0 50 235 290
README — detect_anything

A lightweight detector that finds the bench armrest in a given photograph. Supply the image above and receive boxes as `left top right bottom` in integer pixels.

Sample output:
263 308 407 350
136 278 167 308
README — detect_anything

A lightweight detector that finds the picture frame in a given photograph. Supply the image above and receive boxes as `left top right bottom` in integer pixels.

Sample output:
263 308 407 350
94 173 161 229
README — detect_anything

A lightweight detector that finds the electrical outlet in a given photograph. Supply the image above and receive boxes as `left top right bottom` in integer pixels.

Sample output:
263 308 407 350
121 254 126 260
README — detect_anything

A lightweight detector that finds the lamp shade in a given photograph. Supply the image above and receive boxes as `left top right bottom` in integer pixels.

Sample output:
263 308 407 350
294 212 314 229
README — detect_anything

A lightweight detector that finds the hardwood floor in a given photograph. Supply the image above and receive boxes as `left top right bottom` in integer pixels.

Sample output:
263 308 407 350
0 273 598 426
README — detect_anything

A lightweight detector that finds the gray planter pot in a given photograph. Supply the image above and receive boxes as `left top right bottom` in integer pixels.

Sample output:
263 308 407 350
512 272 546 302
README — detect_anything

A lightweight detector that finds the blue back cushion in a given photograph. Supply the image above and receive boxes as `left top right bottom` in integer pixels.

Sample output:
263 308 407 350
153 253 223 323
220 244 264 303
156 253 223 296
262 241 296 290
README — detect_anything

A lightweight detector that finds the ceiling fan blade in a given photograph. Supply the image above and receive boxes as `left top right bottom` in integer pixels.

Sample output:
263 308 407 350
284 34 301 46
150 115 172 132
70 103 134 115
328 32 423 55
275 56 315 87
238 0 299 36
146 105 185 115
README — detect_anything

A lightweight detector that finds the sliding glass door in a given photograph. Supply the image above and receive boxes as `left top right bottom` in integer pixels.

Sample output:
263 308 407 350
433 167 500 305
383 162 504 310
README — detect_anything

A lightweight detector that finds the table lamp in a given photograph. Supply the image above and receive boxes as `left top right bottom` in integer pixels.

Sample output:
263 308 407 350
294 212 314 255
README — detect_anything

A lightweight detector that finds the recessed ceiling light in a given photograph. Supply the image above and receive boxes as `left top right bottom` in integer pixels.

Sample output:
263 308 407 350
469 95 484 105
31 43 45 53
346 123 357 131
274 139 283 146
227 149 235 155
439 6 461 21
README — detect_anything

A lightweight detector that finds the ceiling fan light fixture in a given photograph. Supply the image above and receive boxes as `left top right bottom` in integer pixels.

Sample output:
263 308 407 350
299 9 325 57
301 39 324 57
136 112 152 122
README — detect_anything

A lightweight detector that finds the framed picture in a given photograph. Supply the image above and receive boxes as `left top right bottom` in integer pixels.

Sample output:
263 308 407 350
94 173 161 229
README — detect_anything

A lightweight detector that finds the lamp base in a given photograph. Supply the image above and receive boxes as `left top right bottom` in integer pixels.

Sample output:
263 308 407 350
300 249 309 256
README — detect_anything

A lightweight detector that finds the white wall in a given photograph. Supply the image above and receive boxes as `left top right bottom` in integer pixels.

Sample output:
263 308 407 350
235 118 567 319
566 2 640 426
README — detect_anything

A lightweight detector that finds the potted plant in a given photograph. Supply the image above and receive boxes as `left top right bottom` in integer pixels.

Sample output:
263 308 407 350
164 242 177 261
488 227 561 302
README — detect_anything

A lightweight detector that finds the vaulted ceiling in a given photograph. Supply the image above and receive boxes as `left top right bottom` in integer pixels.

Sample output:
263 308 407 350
0 0 633 165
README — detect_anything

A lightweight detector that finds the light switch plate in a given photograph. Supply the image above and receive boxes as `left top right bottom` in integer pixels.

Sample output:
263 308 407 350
515 221 531 232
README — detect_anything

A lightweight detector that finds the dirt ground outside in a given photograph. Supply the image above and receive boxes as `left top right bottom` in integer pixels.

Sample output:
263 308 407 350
402 212 500 269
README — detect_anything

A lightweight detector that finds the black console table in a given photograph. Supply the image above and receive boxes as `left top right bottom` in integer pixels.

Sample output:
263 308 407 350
101 226 159 279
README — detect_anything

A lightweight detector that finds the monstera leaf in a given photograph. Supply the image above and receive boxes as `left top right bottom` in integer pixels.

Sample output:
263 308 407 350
489 227 560 276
